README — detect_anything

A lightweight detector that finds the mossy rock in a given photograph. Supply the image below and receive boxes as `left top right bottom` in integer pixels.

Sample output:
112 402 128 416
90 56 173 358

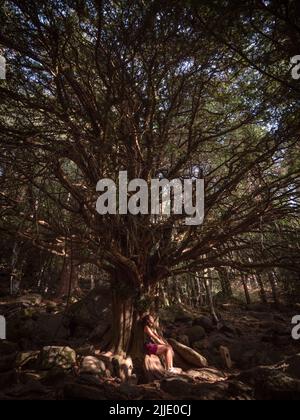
176 334 190 347
81 356 107 376
0 341 19 356
112 355 133 382
17 294 43 306
169 338 208 368
16 351 40 369
38 346 76 371
183 326 206 343
159 305 195 324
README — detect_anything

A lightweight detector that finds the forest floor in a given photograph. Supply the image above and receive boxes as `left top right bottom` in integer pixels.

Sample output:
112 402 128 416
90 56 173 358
0 290 300 400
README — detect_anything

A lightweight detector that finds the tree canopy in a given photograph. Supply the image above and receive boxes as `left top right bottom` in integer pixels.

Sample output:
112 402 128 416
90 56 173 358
0 0 299 352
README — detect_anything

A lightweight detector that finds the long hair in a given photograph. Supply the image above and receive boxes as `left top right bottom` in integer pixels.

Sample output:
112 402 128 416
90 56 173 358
142 314 152 328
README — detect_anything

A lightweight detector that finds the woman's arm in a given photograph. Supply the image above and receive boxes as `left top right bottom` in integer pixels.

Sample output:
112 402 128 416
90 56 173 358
144 326 166 345
154 329 169 345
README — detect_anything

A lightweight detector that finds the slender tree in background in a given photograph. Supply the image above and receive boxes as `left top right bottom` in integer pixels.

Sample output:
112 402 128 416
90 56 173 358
0 0 299 355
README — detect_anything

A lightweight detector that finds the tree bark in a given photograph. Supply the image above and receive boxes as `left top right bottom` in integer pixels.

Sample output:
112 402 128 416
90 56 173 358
107 268 148 358
10 242 21 295
57 259 79 298
241 275 251 305
204 269 219 323
218 268 233 298
268 271 279 306
256 273 268 304
110 290 135 354
195 273 204 306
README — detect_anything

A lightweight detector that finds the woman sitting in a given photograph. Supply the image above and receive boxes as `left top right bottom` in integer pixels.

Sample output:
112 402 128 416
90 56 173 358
142 314 176 374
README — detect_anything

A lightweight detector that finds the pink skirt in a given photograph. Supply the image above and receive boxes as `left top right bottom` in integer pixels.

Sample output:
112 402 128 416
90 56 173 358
145 343 158 355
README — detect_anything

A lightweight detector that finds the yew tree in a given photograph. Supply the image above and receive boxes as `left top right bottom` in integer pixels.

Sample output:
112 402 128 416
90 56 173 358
0 0 299 354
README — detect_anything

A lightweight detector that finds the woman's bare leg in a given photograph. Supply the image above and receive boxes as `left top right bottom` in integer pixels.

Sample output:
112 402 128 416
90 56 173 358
156 345 174 370
166 347 174 369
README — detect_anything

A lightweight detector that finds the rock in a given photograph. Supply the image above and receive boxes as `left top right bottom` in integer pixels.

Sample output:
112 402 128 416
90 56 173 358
128 374 138 386
286 354 300 379
78 373 104 387
7 379 49 398
89 322 110 341
193 338 210 351
45 301 58 312
0 370 18 390
161 377 236 400
34 313 70 343
144 355 165 382
0 353 16 373
175 316 194 325
173 352 194 371
176 334 190 346
183 326 206 343
96 353 114 374
261 321 289 336
41 368 69 387
68 287 111 332
0 341 19 356
196 381 231 400
218 322 238 337
247 311 274 321
206 333 234 350
112 355 133 382
239 366 300 400
19 371 48 384
17 294 43 306
75 345 96 357
169 339 208 368
233 344 282 370
159 305 195 324
235 349 257 369
64 383 107 400
160 377 192 397
119 382 143 399
246 303 270 312
193 316 214 333
22 308 38 318
186 368 226 383
0 392 12 400
274 313 288 322
81 356 107 375
16 351 40 369
220 346 233 369
38 346 76 371
7 315 37 342
227 380 254 400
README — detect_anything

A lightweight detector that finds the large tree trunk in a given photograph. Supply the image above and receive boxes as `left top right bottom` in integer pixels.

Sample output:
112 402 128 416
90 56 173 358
110 290 135 354
106 268 147 358
105 274 158 382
